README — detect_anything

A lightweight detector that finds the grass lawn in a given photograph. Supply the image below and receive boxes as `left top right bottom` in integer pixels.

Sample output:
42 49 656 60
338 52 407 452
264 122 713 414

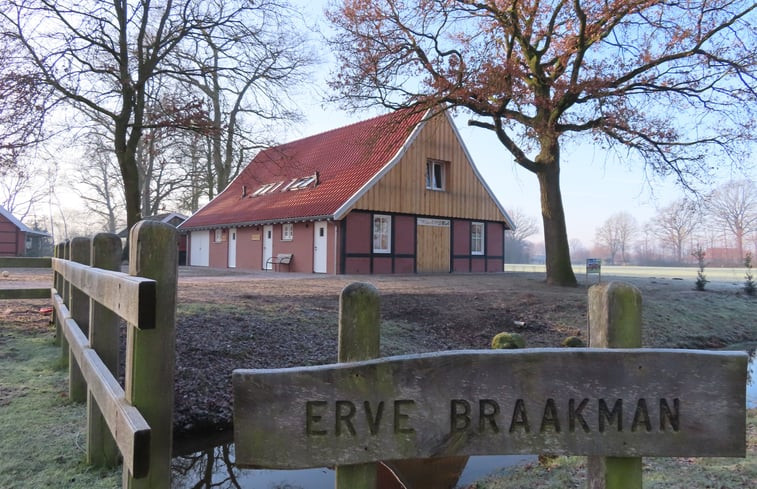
0 304 120 488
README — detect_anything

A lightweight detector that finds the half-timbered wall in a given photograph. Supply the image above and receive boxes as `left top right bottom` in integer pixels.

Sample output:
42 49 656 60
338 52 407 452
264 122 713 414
341 211 504 274
352 114 508 223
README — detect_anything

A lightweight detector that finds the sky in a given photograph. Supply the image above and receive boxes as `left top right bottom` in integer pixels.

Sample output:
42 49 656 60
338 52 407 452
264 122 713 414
13 0 753 246
280 1 756 247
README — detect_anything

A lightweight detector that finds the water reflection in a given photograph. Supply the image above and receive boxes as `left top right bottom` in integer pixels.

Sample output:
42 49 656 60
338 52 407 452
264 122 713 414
173 443 333 489
172 442 532 489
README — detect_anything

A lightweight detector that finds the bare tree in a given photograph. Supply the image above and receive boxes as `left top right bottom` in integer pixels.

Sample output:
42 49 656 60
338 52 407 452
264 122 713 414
0 162 48 220
70 132 125 233
0 0 266 230
168 0 314 198
327 0 757 285
653 198 701 264
595 212 638 265
504 208 539 263
706 180 757 261
0 30 51 169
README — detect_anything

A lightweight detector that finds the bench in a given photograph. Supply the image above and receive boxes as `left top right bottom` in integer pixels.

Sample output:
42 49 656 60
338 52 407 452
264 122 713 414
265 253 293 272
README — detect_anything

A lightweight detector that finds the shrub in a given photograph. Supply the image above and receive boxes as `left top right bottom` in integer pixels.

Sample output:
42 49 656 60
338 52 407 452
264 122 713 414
491 332 525 349
745 252 755 296
692 247 708 291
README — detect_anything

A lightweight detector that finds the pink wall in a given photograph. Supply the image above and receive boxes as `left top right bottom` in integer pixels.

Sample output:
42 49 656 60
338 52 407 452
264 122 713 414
209 229 229 267
344 213 371 253
487 222 504 256
0 218 22 256
373 256 393 274
345 257 371 274
452 258 469 273
394 257 415 273
236 227 264 270
471 257 486 273
279 222 314 273
394 215 415 254
452 220 470 255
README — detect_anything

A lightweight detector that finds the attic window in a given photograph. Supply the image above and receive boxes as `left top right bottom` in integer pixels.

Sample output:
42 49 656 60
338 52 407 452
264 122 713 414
250 174 319 197
289 175 316 190
426 159 447 191
252 183 275 196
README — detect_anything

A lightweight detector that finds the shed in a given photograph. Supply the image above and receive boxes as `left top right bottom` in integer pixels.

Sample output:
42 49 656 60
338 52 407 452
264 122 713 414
0 206 51 257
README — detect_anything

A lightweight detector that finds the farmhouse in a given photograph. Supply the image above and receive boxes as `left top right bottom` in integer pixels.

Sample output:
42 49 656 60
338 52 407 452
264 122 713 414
0 205 50 257
179 109 514 274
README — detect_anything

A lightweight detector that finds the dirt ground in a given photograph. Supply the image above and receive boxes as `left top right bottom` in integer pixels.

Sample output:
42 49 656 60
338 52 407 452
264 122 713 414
172 268 756 440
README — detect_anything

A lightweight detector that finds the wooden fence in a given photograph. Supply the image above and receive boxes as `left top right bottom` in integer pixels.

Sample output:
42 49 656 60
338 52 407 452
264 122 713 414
0 221 177 489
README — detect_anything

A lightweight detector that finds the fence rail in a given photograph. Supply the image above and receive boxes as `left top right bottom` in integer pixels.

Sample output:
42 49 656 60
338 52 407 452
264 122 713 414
0 222 178 488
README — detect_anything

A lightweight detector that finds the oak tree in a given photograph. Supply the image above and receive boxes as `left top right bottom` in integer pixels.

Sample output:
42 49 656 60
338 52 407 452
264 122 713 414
328 0 757 285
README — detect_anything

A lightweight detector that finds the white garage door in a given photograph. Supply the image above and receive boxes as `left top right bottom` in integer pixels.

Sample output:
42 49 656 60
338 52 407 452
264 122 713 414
190 231 209 267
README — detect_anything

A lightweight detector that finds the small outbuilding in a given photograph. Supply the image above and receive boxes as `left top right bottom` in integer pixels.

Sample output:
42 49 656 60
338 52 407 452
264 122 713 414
118 212 188 265
0 205 51 257
179 109 515 274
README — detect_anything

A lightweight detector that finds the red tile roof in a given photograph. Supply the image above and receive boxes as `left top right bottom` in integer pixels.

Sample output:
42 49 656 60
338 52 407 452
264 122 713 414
180 108 427 230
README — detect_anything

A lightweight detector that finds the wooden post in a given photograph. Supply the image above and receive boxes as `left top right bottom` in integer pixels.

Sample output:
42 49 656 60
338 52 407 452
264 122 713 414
87 233 122 468
69 237 90 403
587 282 643 489
335 282 380 489
53 242 64 346
60 240 71 363
125 221 177 489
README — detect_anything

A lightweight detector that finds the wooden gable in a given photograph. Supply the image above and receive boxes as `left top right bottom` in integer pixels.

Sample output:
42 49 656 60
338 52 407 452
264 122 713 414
351 112 509 224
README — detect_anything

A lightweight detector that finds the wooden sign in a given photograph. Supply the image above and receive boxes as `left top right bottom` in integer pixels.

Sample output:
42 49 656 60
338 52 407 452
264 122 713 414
417 218 450 227
233 349 746 469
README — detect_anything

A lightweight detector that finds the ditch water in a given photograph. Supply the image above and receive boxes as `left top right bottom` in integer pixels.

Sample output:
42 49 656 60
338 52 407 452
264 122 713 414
172 353 756 489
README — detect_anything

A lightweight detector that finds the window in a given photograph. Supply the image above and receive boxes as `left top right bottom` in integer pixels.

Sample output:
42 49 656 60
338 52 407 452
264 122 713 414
214 229 223 243
282 223 293 241
373 215 391 253
426 159 447 190
471 222 484 255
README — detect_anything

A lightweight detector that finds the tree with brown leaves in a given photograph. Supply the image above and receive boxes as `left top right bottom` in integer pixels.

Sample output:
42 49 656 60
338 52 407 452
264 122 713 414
328 0 756 285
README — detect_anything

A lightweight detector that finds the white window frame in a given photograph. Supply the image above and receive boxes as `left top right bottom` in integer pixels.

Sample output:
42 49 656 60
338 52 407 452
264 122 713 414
426 159 446 191
214 229 223 243
373 214 392 253
471 222 485 255
282 223 294 241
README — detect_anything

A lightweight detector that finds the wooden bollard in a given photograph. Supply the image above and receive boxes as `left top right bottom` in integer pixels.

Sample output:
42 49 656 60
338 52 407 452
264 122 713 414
335 282 380 489
125 221 177 489
87 233 122 468
587 282 642 489
68 236 90 402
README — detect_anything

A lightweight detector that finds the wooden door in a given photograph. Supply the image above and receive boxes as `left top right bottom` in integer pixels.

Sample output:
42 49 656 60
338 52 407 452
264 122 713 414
416 218 450 273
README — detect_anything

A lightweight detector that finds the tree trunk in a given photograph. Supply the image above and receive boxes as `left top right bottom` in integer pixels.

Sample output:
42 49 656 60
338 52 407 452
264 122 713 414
537 164 577 286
